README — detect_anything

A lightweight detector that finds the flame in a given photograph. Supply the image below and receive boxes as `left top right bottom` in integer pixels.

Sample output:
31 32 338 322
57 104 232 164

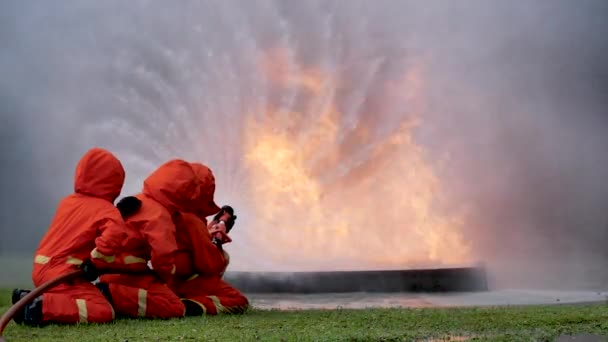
239 48 471 271
259 47 328 95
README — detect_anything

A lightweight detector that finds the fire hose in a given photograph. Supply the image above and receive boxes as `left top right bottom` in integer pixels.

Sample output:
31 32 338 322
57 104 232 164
0 269 84 342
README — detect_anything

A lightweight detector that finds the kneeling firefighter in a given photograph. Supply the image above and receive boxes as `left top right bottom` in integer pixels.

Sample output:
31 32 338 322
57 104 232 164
12 148 147 326
171 163 249 315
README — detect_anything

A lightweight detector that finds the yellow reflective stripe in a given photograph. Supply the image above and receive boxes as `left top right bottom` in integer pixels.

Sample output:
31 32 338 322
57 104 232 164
186 274 199 281
76 299 88 323
137 288 147 317
91 248 115 263
34 255 50 264
170 264 176 275
66 257 83 266
124 255 146 264
207 295 226 314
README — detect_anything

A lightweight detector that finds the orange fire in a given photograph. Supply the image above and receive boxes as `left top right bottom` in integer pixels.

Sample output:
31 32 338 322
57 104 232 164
235 47 471 271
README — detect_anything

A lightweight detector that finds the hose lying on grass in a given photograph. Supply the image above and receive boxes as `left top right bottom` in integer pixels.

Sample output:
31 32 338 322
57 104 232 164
0 269 84 342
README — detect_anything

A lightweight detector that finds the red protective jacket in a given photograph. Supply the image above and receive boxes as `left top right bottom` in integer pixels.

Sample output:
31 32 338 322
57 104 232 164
33 148 131 285
174 163 225 277
110 160 202 283
174 213 226 278
172 163 247 315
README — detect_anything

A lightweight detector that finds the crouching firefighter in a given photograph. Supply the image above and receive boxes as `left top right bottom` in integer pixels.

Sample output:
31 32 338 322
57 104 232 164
171 163 249 315
12 148 147 326
97 160 202 319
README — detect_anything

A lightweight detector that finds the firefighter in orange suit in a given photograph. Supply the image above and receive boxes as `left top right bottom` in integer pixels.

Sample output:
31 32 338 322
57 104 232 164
98 159 202 319
12 147 146 326
171 163 249 315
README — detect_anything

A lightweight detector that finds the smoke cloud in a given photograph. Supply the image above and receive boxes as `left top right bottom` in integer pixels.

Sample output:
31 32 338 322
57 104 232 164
1 0 607 289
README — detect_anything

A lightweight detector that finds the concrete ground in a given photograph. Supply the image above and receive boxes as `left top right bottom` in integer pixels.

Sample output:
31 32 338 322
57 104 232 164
249 290 608 310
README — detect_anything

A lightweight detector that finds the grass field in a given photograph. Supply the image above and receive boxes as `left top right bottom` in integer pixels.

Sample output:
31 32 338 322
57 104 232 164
1 289 607 341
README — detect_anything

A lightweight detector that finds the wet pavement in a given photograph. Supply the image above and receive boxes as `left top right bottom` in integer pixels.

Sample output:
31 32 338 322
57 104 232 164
249 290 608 310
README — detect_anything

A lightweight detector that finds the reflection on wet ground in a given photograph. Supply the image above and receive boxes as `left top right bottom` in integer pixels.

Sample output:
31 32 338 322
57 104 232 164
249 290 608 310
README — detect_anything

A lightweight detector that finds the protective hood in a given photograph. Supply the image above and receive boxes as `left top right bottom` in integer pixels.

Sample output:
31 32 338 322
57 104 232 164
143 159 201 212
191 162 221 219
74 147 125 202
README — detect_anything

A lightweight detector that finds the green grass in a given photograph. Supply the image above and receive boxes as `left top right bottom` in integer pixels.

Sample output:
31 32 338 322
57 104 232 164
1 289 607 341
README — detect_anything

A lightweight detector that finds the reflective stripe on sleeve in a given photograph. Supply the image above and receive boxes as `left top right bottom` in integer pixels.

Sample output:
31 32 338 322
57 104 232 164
34 255 50 264
91 248 116 263
124 255 147 264
66 257 83 266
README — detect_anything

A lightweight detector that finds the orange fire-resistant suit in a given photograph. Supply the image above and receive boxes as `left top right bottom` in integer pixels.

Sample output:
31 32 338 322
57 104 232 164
32 147 136 324
171 163 249 315
99 160 202 319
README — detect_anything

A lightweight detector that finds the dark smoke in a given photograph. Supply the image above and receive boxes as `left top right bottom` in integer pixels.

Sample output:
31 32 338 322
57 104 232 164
1 0 607 289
